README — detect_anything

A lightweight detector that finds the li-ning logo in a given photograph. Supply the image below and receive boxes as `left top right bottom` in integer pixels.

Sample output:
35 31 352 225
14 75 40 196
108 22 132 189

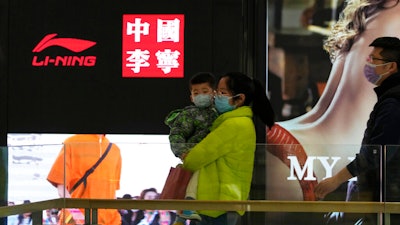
32 33 97 67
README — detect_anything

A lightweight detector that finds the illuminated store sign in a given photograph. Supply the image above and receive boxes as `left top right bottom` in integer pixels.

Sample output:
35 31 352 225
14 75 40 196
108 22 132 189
32 33 97 67
122 14 184 78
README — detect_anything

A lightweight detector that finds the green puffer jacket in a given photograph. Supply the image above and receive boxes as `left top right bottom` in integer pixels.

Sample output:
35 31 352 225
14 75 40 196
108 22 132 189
183 106 256 218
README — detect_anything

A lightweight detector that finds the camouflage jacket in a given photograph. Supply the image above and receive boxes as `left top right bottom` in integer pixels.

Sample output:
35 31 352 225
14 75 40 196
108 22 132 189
164 105 218 158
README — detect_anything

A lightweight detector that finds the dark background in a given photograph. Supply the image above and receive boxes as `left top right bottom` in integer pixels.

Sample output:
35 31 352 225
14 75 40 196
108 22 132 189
1 0 266 136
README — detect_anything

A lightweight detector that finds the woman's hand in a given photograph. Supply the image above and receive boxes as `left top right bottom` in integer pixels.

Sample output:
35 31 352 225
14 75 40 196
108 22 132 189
180 152 187 160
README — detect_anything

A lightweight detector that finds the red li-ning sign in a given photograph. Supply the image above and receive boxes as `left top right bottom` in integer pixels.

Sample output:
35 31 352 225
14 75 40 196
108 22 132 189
122 14 184 78
32 33 97 67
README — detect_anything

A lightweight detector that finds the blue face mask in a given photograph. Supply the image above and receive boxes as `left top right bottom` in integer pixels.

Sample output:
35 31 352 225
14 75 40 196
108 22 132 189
363 62 391 85
193 94 212 108
214 95 237 113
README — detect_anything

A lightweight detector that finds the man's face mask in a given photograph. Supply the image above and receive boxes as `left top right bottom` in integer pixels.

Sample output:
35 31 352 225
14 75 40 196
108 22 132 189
363 62 391 85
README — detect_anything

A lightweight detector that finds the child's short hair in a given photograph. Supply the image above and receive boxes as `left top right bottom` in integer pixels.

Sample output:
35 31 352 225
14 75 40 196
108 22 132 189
189 72 215 90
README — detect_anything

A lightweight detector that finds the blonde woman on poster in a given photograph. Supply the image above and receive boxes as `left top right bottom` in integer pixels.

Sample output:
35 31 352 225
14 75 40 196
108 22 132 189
267 0 400 201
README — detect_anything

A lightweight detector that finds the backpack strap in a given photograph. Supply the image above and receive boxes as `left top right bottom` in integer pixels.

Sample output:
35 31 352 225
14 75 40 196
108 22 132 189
69 143 112 194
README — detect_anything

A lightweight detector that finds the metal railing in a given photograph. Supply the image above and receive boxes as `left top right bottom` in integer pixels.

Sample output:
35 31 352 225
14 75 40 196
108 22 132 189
1 198 400 225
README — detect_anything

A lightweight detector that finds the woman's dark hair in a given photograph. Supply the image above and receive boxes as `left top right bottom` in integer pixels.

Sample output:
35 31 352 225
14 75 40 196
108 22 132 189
218 72 275 128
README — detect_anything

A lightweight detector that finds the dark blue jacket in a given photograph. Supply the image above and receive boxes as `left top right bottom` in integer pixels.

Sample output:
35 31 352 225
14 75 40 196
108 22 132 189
347 73 400 202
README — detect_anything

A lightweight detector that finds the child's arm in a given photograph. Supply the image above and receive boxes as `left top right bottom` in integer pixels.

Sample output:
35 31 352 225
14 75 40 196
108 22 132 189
166 109 196 158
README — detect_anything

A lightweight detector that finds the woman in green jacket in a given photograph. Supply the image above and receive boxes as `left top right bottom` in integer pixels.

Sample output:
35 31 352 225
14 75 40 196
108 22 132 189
183 72 275 225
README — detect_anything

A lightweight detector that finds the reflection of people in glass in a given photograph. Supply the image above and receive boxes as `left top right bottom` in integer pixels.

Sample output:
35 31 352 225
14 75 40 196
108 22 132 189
135 188 176 225
267 0 400 201
7 201 19 225
119 194 142 225
47 134 122 225
315 36 400 225
136 188 159 225
16 200 32 225
43 208 58 225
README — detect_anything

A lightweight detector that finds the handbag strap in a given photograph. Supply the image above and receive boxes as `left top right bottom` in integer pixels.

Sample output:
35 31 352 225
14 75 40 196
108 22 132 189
69 142 113 194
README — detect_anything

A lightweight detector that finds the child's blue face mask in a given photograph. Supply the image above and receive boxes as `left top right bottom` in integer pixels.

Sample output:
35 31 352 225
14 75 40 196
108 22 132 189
193 94 213 108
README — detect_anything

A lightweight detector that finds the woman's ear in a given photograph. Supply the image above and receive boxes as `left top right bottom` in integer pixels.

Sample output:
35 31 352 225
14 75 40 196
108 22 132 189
235 93 246 107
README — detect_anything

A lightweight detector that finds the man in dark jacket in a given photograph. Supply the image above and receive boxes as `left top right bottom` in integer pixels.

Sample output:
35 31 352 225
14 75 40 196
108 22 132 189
314 36 400 225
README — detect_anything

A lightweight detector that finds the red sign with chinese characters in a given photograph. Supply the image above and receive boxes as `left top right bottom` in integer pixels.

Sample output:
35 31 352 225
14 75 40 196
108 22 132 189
122 14 184 78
